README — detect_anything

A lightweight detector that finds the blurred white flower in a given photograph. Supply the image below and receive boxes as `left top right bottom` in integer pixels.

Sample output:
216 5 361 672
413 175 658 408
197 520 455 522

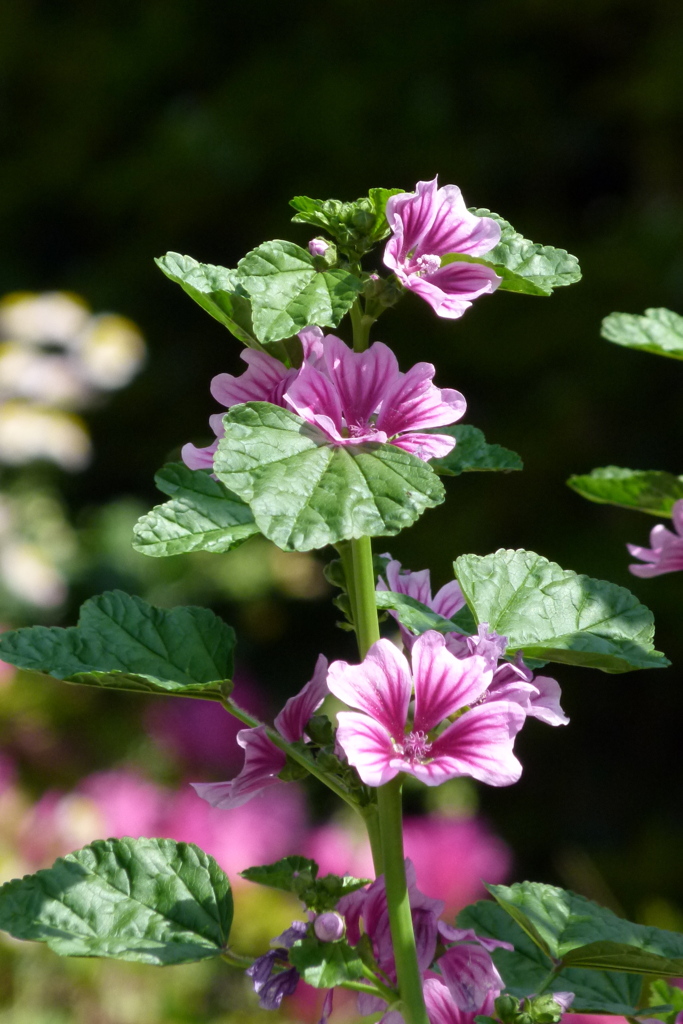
0 290 145 470
0 403 91 471
0 291 90 346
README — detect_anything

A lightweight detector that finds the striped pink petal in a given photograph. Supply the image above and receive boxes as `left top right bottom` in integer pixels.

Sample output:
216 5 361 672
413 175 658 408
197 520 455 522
274 654 328 742
412 632 491 734
428 702 525 787
327 638 412 737
191 725 285 809
335 711 398 787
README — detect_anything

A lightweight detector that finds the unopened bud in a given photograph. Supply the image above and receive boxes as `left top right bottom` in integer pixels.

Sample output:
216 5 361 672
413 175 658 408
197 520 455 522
495 996 521 1024
313 911 345 942
308 238 330 257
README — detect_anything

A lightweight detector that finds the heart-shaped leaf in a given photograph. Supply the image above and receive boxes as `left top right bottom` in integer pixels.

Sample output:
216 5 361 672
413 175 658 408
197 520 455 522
133 463 260 557
235 240 364 344
213 402 444 552
430 424 523 477
458 898 643 1015
0 590 235 700
602 307 683 360
454 548 668 672
0 838 232 964
567 466 683 517
441 210 581 297
156 252 259 347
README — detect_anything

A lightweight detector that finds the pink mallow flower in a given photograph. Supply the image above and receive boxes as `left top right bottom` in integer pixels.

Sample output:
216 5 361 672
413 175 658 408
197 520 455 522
339 858 445 1018
377 555 466 650
182 326 326 470
192 654 328 810
627 500 683 577
284 333 465 461
464 624 569 728
383 176 502 319
327 633 525 788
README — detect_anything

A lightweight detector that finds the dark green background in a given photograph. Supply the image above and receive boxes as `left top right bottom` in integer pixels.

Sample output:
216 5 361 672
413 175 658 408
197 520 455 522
2 0 683 920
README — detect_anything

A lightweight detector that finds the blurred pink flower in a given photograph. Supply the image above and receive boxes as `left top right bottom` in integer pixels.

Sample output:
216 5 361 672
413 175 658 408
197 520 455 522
628 500 683 577
145 672 265 773
157 784 307 879
305 813 510 915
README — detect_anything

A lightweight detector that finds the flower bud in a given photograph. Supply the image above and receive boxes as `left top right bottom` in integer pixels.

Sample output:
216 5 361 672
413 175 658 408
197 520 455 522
308 238 330 257
495 995 521 1024
313 911 345 942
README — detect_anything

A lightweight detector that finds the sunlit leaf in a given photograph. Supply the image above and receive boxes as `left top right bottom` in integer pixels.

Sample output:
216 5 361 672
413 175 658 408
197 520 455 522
454 548 668 672
213 402 444 552
0 838 232 964
601 308 683 360
133 463 259 557
0 591 235 700
567 466 683 517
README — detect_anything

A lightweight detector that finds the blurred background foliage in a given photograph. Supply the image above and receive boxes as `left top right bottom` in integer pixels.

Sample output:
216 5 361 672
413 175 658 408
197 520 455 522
1 0 683 1020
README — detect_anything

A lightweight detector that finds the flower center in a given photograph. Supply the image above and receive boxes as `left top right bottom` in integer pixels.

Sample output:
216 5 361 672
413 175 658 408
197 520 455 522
414 254 441 277
398 730 433 763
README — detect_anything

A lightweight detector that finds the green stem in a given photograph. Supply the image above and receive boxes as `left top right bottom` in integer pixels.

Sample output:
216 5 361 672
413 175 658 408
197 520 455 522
335 540 359 630
534 963 564 995
346 538 429 1024
377 778 429 1024
361 804 383 876
351 536 381 656
349 298 373 352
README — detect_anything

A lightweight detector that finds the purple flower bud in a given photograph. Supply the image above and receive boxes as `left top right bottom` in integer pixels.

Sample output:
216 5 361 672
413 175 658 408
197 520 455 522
308 238 330 257
314 911 345 942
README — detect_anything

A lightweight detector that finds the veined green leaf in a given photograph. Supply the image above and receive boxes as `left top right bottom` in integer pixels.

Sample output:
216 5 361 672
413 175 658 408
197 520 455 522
430 424 523 477
601 308 683 360
0 590 235 700
155 252 260 347
568 466 683 517
458 898 643 1015
289 935 366 988
0 838 232 964
236 240 363 344
133 463 260 557
488 882 683 975
213 402 444 552
241 856 369 914
441 210 582 297
454 548 668 672
290 188 404 259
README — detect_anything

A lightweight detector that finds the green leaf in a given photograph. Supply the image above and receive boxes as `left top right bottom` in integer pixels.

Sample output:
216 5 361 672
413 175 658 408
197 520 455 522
454 548 668 672
375 590 475 636
240 856 369 914
290 188 404 259
649 980 683 1023
488 882 683 976
0 591 235 700
441 210 582 297
235 240 364 344
458 898 643 1015
289 935 365 988
562 940 683 976
0 838 232 964
213 402 445 552
430 425 523 477
133 463 260 557
601 308 683 360
155 252 260 348
567 466 683 517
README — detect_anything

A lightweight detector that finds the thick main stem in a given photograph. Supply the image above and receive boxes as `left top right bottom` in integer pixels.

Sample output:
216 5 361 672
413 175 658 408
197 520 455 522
348 536 429 1024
